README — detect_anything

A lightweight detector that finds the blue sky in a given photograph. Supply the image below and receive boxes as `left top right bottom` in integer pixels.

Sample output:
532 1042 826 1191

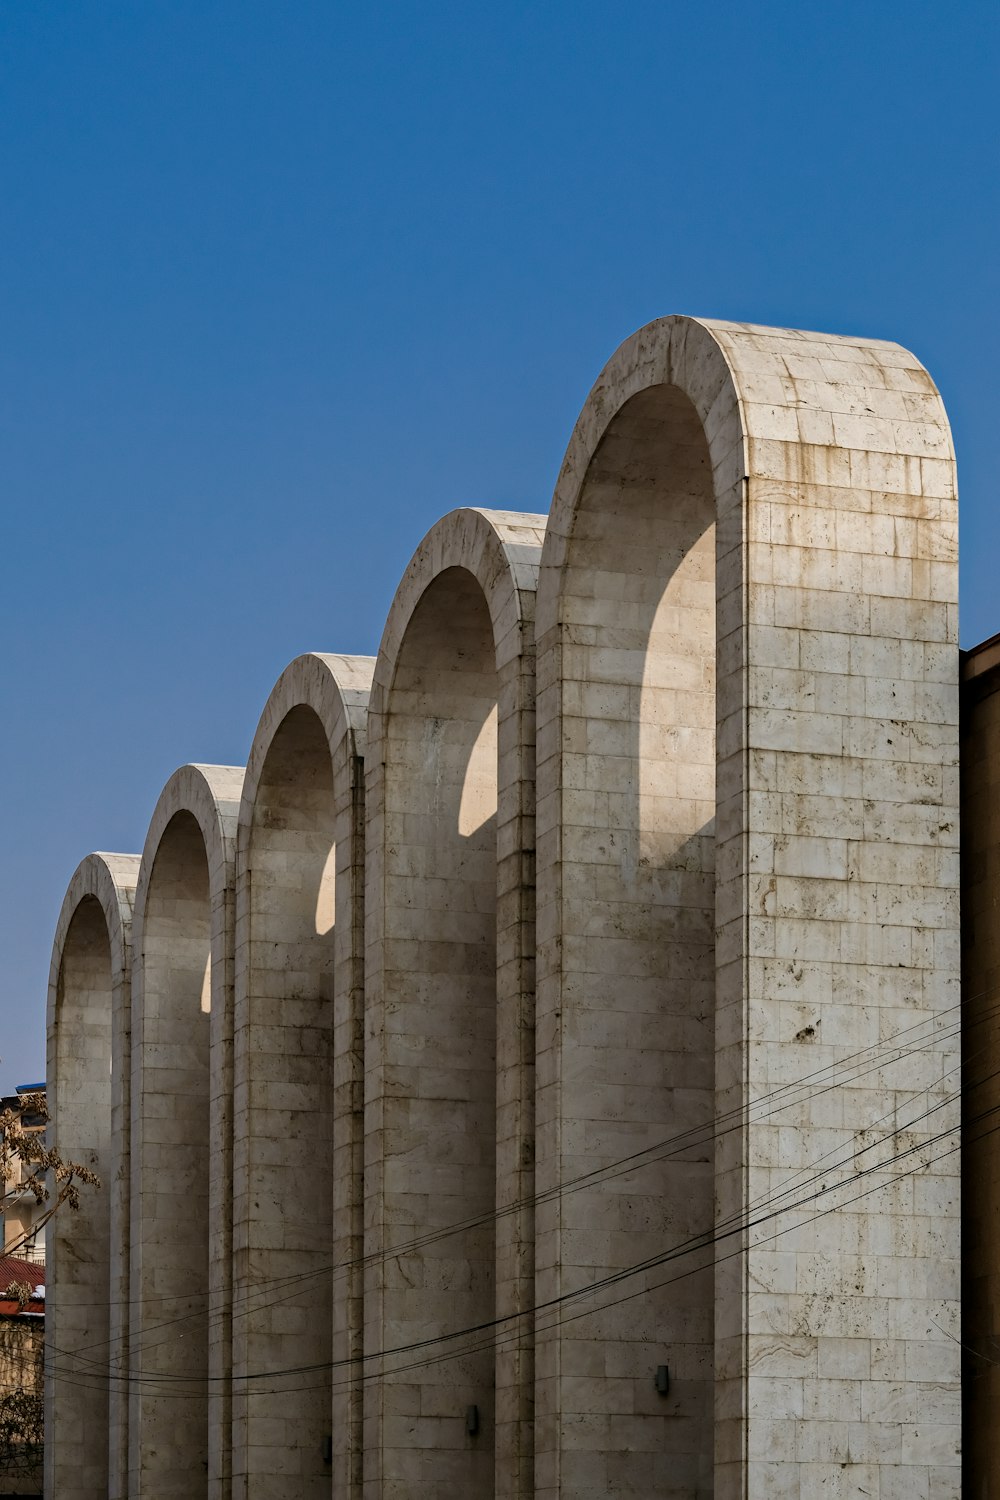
1 1 997 1085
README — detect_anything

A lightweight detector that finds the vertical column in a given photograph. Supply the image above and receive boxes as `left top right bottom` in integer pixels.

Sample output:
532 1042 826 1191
233 654 372 1500
534 315 961 1500
234 707 337 1498
364 510 542 1500
209 796 239 1500
328 660 373 1500
128 766 242 1500
130 809 213 1497
535 381 719 1500
46 855 138 1500
367 565 500 1499
492 523 542 1500
726 324 961 1500
109 856 141 1500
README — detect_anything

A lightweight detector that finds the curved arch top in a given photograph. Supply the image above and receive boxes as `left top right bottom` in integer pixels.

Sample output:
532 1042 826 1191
537 313 956 637
129 762 244 1500
47 850 140 1008
46 851 139 1500
233 655 374 1500
133 762 245 929
365 505 546 1499
238 652 375 840
532 313 960 1500
44 312 962 1500
369 505 548 725
536 316 743 640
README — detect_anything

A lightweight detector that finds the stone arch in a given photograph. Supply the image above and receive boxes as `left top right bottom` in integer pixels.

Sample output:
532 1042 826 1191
45 851 139 1500
233 652 373 1500
535 316 961 1499
129 763 243 1500
366 507 546 1500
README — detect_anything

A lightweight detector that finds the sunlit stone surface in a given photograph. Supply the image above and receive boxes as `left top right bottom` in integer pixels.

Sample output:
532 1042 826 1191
46 316 961 1499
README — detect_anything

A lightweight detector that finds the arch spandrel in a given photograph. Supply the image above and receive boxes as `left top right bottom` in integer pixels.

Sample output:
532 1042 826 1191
366 506 545 1500
45 852 139 1500
234 652 374 1500
129 762 244 1500
534 314 960 1500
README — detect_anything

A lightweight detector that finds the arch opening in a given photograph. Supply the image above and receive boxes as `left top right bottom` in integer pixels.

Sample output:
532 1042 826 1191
237 703 336 1497
557 382 717 1494
51 894 113 1498
132 808 211 1491
380 564 499 1496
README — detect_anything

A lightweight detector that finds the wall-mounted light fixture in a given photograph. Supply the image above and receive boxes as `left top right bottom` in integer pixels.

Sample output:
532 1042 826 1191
466 1404 480 1436
655 1364 670 1395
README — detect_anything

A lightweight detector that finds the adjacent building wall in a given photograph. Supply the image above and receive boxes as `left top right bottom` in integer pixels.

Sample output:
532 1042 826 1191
961 634 1000 1498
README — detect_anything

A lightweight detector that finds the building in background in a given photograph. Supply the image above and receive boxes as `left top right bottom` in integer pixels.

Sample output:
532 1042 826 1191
1 1089 47 1269
0 1090 47 1497
0 1248 45 1496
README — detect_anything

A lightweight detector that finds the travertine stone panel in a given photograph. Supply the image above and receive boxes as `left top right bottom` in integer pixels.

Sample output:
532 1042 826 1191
366 507 545 1500
129 764 243 1500
234 652 373 1500
959 642 1000 1496
44 310 964 1500
535 315 960 1500
45 852 139 1500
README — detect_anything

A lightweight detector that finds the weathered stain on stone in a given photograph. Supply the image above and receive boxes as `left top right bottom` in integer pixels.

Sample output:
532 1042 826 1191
46 316 961 1500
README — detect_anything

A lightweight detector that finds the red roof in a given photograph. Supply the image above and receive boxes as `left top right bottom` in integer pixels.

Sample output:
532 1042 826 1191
0 1255 44 1315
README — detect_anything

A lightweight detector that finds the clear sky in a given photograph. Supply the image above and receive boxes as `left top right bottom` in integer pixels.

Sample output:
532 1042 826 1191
1 1 997 1086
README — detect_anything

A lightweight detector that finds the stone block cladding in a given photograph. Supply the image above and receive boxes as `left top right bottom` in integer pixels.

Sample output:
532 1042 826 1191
45 316 962 1499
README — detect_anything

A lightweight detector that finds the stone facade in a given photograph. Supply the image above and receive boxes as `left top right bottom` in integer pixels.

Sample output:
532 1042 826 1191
959 635 1000 1497
45 315 964 1498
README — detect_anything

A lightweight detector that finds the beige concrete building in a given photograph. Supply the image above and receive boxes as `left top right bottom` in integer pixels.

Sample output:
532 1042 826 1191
45 315 967 1498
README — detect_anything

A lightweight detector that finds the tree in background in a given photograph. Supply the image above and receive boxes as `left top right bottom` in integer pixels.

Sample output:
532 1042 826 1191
0 1090 99 1262
0 1090 99 1494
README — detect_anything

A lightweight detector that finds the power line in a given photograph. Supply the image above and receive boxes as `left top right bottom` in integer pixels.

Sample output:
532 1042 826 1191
47 1103 975 1401
47 979 982 1373
46 1052 974 1395
46 989 976 1382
